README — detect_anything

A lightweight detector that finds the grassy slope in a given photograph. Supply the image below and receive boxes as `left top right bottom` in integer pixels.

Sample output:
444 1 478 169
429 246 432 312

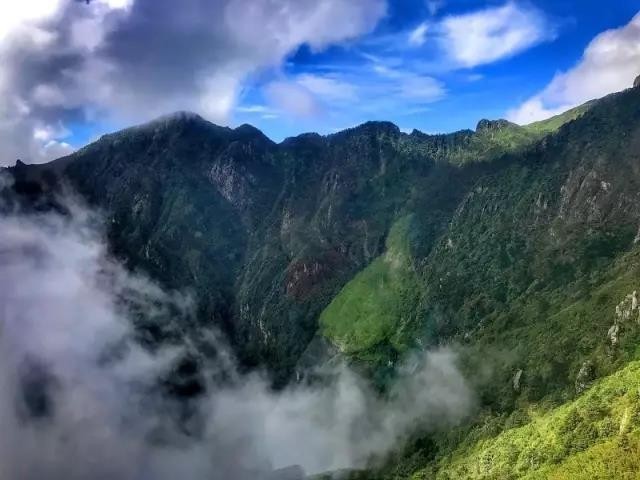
319 215 422 363
418 357 640 480
360 248 640 479
431 100 595 166
524 101 595 135
421 249 640 479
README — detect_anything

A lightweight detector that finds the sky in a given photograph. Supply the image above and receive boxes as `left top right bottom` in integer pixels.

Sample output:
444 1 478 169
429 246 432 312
0 0 639 165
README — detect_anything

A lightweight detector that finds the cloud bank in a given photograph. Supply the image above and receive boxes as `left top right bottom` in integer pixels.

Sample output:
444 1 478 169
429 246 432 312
0 190 473 479
0 0 386 164
508 12 640 124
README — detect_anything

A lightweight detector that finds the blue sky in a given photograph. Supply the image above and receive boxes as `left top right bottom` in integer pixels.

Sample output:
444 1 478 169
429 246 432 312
231 0 640 141
1 0 639 164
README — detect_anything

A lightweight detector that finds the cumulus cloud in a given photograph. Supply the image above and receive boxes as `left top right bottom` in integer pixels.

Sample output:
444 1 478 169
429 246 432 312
439 1 554 68
278 0 548 128
0 0 386 165
0 187 473 479
508 12 640 124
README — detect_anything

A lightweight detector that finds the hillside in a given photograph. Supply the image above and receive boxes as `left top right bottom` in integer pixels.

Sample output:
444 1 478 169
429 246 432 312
5 82 640 478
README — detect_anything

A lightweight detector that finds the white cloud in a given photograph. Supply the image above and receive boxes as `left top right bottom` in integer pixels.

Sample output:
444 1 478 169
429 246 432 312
0 0 386 165
508 12 640 124
32 122 70 142
265 81 319 118
0 0 64 42
236 105 272 114
103 0 134 9
439 1 553 68
507 98 569 125
0 197 473 479
296 74 358 102
399 75 445 100
264 64 445 122
31 84 67 107
373 63 446 101
39 139 75 160
408 22 429 47
261 73 357 118
235 104 280 120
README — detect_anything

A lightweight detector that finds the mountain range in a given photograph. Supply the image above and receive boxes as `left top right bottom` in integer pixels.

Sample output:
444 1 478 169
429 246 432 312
5 78 640 479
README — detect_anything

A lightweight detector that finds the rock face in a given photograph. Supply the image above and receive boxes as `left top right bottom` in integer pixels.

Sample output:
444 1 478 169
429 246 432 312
475 118 518 132
513 369 523 392
608 290 640 346
575 361 595 394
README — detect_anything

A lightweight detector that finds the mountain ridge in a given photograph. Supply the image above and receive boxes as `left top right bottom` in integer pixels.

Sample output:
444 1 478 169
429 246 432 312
11 91 597 172
4 82 640 478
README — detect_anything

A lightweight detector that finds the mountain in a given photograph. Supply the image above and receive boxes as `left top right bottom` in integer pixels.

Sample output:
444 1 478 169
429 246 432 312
5 81 640 477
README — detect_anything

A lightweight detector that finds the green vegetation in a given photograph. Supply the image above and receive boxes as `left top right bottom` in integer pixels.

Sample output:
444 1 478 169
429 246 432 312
418 359 640 479
318 86 640 477
412 100 594 166
524 101 594 135
320 215 422 362
8 81 640 478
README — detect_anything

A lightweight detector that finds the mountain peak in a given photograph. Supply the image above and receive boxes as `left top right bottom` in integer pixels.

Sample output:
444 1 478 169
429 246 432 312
357 120 400 133
634 75 640 88
146 111 208 128
331 121 401 139
97 111 232 144
475 118 518 132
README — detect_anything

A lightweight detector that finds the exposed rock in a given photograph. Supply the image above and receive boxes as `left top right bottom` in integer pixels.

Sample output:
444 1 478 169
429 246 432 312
513 369 523 391
608 290 640 346
634 223 640 244
575 360 595 394
475 118 518 132
608 323 620 346
619 407 631 435
209 160 252 210
285 255 340 301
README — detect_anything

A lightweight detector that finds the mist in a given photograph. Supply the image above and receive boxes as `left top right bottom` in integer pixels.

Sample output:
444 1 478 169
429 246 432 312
0 195 473 479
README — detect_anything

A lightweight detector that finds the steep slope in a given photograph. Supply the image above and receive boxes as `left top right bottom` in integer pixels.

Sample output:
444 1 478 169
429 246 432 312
313 86 640 477
5 80 640 478
1 86 621 385
406 356 640 479
7 110 556 382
